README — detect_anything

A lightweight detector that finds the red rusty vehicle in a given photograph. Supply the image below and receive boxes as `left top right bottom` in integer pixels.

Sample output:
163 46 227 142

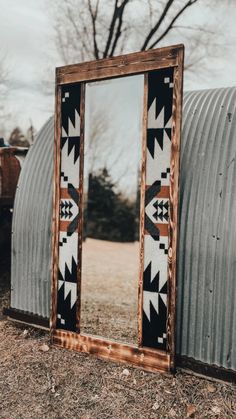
0 145 28 249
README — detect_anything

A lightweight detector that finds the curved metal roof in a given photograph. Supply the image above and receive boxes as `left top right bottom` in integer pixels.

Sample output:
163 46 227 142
11 117 53 318
177 87 236 371
11 87 236 370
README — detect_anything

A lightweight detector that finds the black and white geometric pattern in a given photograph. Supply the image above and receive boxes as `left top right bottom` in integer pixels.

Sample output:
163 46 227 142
55 71 174 346
153 199 169 222
142 68 174 350
56 83 81 331
60 200 77 220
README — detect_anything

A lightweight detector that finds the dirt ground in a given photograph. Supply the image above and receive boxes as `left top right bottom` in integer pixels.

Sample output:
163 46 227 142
0 248 236 419
81 238 139 344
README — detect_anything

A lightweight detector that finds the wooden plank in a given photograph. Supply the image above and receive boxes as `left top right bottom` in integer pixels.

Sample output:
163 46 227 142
52 330 170 373
50 84 62 331
166 46 184 372
56 45 183 85
51 44 184 374
138 73 148 347
76 82 86 332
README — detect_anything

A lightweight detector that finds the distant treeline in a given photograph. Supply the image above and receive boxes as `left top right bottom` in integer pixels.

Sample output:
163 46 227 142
84 168 139 242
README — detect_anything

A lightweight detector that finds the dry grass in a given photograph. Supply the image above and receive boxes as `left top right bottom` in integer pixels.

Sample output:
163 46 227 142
0 321 235 419
0 247 236 418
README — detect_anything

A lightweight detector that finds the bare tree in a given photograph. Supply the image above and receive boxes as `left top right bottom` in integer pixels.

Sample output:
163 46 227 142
48 0 224 196
8 127 30 148
0 53 10 138
49 0 216 73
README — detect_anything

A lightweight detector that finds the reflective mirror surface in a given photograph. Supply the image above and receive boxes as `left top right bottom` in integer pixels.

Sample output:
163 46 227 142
80 75 144 344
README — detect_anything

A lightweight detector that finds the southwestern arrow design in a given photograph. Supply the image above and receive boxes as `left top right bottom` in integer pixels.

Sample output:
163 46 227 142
56 83 81 331
142 68 174 350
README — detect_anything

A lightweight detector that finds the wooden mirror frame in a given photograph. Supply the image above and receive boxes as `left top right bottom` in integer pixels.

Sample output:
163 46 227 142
51 44 184 374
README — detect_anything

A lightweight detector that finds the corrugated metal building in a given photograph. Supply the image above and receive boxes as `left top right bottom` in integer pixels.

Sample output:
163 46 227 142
176 87 236 379
11 118 53 319
9 87 236 379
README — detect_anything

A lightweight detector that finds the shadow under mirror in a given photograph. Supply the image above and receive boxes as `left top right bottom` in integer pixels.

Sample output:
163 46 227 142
80 75 144 345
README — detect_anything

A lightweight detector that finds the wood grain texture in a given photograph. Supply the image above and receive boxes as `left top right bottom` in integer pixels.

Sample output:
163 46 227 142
138 73 148 347
166 46 184 372
51 44 184 374
50 84 62 333
52 330 170 373
56 45 182 85
76 82 85 333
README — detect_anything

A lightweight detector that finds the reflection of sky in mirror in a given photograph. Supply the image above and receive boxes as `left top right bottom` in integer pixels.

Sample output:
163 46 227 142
84 75 144 200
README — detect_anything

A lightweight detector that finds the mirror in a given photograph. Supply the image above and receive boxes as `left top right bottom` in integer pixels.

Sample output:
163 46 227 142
80 75 144 344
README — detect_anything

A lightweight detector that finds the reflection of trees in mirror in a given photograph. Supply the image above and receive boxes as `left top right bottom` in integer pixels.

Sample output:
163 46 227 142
84 75 144 204
85 89 136 196
81 75 142 344
83 167 139 242
86 104 112 174
81 166 140 345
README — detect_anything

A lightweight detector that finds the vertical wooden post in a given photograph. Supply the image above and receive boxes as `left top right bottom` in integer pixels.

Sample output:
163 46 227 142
76 82 86 332
51 83 62 333
167 46 184 371
138 73 148 347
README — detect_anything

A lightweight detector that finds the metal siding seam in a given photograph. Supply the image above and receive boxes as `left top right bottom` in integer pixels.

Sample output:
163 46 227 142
177 87 236 370
10 88 236 371
11 117 53 316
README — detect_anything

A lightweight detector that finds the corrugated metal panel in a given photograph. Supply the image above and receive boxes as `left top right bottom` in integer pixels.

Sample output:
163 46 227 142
176 87 236 371
11 117 54 318
10 87 236 371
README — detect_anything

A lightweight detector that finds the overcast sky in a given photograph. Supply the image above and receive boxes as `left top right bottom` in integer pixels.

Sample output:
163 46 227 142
0 0 236 137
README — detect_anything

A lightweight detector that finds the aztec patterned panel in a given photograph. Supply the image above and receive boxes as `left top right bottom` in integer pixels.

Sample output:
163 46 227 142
143 68 174 350
57 84 81 331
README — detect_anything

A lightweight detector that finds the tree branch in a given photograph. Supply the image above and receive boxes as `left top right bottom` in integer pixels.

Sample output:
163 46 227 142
147 0 199 49
103 0 130 58
141 0 175 50
109 0 130 57
103 0 119 58
88 0 100 59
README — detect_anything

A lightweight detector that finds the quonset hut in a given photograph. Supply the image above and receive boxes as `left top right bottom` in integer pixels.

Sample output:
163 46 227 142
8 87 236 381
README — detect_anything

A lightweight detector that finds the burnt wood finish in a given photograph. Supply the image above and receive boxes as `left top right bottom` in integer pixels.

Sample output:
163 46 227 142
53 330 170 373
138 73 148 347
51 45 184 373
56 45 181 85
167 48 184 371
76 83 86 333
51 85 62 332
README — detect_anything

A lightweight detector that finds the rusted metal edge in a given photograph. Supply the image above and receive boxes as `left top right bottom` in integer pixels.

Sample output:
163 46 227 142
52 330 170 373
3 307 49 329
56 45 183 84
0 148 28 156
176 355 236 384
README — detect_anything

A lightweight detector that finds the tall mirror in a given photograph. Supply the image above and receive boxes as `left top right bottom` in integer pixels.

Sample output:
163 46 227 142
80 75 144 344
